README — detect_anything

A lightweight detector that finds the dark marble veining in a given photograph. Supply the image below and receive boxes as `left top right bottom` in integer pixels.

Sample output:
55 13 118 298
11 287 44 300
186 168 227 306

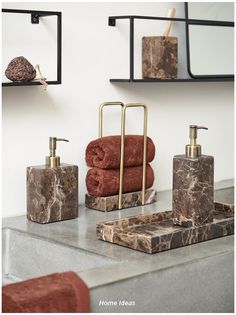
142 36 178 79
85 189 157 212
97 202 234 254
173 155 214 227
27 164 78 224
214 202 234 217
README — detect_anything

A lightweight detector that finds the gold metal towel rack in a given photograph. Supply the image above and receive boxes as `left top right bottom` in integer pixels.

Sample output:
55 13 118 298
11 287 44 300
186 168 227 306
99 101 148 210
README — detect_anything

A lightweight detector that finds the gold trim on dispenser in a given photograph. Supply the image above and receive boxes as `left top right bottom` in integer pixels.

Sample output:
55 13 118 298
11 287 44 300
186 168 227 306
98 101 148 210
185 125 208 158
46 137 69 167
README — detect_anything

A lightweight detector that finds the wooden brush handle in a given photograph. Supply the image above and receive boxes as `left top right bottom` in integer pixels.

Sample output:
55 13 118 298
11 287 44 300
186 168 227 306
163 8 176 37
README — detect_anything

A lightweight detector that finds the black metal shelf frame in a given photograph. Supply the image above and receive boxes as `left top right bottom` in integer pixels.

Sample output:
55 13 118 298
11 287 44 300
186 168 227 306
2 9 62 87
109 5 234 83
185 3 234 80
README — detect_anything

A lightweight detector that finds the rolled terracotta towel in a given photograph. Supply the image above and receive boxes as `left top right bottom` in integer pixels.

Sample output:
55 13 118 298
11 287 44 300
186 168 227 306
2 271 90 313
86 164 154 197
86 135 155 169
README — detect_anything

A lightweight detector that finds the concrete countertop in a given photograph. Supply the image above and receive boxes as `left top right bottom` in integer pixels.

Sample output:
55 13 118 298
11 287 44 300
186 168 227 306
2 180 234 290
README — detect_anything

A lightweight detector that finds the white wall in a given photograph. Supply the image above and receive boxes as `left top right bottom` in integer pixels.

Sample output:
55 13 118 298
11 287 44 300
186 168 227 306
2 2 234 217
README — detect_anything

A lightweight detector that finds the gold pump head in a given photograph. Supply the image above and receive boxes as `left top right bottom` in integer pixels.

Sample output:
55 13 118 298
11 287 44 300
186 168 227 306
185 125 208 158
46 137 69 167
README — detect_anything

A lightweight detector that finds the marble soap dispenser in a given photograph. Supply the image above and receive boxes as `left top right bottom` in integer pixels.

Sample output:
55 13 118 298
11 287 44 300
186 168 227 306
173 125 214 227
27 137 78 224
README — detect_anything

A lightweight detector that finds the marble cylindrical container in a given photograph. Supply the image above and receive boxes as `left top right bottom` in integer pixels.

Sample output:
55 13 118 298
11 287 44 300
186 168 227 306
27 164 78 224
172 155 214 227
142 36 178 79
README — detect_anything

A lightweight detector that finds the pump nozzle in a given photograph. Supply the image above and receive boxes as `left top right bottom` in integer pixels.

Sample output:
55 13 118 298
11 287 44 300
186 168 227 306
46 137 69 167
185 125 208 158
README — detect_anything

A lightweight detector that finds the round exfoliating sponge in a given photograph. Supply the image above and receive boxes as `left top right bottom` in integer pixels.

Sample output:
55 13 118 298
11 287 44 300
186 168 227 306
5 56 36 82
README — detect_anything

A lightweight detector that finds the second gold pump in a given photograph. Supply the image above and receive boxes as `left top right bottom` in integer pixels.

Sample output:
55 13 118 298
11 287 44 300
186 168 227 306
46 137 69 167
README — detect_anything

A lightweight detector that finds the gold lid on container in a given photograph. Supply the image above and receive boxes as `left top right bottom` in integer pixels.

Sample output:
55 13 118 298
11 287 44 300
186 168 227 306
46 137 69 167
185 125 208 158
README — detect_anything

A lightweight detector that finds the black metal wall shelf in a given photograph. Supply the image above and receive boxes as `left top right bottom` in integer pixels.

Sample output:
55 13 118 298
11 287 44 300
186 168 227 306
2 81 60 87
2 9 62 87
109 11 234 83
110 78 234 83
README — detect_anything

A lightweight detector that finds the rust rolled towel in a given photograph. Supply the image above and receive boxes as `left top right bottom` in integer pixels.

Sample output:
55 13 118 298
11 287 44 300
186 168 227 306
86 135 155 169
2 271 90 313
86 164 154 197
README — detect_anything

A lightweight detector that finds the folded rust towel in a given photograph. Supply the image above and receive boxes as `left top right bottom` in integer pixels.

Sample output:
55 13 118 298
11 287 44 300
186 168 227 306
86 164 154 197
86 135 155 169
2 271 90 313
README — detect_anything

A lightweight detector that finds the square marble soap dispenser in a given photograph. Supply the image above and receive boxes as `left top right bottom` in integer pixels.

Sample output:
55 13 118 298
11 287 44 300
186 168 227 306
172 125 214 227
27 137 78 224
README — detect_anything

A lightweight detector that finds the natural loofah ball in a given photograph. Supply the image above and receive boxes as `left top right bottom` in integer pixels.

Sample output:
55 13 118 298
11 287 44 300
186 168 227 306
5 56 36 82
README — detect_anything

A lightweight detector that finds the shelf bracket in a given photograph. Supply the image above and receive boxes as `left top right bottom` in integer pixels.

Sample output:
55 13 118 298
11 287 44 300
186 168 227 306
108 17 116 26
31 13 40 24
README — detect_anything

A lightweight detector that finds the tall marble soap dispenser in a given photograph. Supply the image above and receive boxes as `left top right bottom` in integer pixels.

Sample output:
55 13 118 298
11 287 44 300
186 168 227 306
27 137 78 224
173 125 214 227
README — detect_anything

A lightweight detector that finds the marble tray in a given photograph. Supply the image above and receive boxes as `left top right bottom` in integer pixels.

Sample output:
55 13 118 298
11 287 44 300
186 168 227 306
97 202 234 254
85 189 157 212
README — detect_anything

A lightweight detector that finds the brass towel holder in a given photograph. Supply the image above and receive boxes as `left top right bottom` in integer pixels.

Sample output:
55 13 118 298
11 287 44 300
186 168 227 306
99 101 148 210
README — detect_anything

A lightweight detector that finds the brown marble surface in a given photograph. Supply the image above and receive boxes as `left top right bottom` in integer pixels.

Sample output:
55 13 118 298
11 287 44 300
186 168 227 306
97 202 234 254
173 155 214 227
85 189 157 212
142 36 178 79
27 164 78 224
